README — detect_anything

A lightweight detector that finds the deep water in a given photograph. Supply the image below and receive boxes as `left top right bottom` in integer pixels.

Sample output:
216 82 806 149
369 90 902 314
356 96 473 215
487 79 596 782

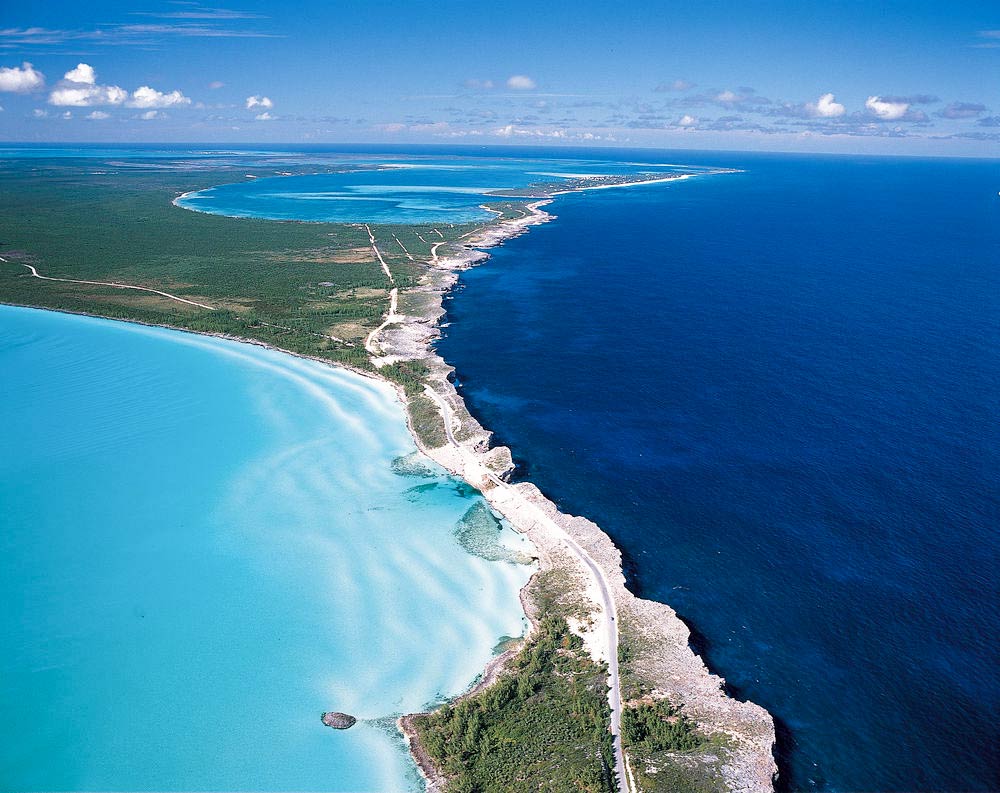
435 153 1000 791
0 306 533 791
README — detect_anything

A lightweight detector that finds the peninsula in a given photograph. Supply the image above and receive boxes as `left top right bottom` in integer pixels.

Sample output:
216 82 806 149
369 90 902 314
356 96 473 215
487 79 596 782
0 152 775 792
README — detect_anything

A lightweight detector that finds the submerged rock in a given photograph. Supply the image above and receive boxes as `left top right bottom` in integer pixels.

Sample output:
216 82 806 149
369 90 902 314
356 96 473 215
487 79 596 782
321 711 357 730
454 501 534 564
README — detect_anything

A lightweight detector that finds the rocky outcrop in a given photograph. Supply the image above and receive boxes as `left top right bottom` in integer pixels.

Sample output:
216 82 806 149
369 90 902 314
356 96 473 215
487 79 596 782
321 711 357 730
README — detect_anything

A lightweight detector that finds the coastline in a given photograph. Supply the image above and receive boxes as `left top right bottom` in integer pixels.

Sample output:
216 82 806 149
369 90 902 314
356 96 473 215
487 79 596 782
4 171 776 791
372 191 778 791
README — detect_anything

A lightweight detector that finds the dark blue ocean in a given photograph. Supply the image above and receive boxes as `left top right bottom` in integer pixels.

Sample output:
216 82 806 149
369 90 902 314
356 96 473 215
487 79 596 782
436 152 1000 792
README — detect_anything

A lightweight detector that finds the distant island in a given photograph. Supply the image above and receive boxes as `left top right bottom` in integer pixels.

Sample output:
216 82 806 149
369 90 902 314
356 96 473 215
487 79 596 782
0 152 774 793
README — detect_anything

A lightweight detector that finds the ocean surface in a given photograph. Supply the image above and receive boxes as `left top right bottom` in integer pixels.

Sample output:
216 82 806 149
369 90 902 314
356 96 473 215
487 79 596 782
435 152 1000 791
0 305 533 791
5 146 998 792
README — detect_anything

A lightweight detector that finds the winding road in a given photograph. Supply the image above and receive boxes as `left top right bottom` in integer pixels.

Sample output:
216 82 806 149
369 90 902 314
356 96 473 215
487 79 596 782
1 258 216 310
422 385 629 793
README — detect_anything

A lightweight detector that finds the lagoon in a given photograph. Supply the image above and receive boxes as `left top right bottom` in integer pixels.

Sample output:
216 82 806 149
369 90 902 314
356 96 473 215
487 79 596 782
0 305 533 791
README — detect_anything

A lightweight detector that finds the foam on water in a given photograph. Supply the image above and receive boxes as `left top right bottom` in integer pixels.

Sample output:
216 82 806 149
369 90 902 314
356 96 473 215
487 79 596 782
0 305 534 791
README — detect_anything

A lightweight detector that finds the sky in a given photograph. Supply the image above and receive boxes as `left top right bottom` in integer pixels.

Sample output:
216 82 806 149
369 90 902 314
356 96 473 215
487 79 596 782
1 0 999 156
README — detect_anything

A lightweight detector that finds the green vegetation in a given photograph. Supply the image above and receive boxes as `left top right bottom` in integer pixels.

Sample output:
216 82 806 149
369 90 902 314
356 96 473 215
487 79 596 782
0 156 477 369
412 617 616 792
380 358 431 394
622 699 729 793
406 393 448 448
529 566 591 622
631 758 729 793
622 700 703 753
616 617 656 701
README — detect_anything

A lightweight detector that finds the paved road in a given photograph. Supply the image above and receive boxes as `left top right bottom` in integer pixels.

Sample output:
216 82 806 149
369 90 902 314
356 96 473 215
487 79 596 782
423 386 630 792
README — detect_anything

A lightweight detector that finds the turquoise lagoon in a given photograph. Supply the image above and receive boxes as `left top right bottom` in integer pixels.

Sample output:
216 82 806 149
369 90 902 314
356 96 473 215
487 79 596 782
173 154 696 224
0 305 533 791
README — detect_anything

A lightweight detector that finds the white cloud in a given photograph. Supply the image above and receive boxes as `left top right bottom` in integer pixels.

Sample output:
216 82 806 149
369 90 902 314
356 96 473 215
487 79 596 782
138 110 162 120
33 108 47 118
49 64 127 106
60 110 72 119
716 89 739 103
208 80 225 89
50 83 128 106
86 110 110 120
0 62 45 93
809 93 845 118
64 63 95 84
679 114 697 126
866 95 908 120
48 65 189 110
246 95 273 109
128 85 190 108
254 111 274 120
506 75 536 90
493 124 565 138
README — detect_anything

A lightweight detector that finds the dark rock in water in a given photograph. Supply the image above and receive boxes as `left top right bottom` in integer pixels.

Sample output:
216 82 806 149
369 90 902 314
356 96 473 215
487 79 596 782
321 711 357 730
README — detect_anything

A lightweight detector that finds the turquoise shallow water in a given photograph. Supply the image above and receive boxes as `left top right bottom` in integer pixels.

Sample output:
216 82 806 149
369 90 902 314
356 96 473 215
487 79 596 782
174 154 695 224
0 305 534 791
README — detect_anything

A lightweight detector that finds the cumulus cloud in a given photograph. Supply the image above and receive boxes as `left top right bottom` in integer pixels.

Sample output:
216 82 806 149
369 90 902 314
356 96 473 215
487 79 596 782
49 63 126 106
0 62 45 92
506 75 536 90
866 95 909 120
50 83 127 106
246 95 273 109
678 114 697 126
128 85 190 108
938 102 986 120
138 109 162 120
254 111 274 120
86 110 109 119
654 79 694 92
63 63 95 84
809 93 845 118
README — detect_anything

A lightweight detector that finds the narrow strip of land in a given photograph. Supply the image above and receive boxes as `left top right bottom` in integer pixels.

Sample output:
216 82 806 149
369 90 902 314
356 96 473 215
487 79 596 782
2 258 216 311
422 385 629 793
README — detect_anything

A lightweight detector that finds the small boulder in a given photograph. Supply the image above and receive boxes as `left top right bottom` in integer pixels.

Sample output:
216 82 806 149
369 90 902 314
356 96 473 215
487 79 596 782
321 711 357 730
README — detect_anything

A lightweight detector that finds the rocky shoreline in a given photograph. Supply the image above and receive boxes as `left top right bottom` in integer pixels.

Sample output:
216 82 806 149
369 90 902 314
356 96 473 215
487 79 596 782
376 196 778 791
